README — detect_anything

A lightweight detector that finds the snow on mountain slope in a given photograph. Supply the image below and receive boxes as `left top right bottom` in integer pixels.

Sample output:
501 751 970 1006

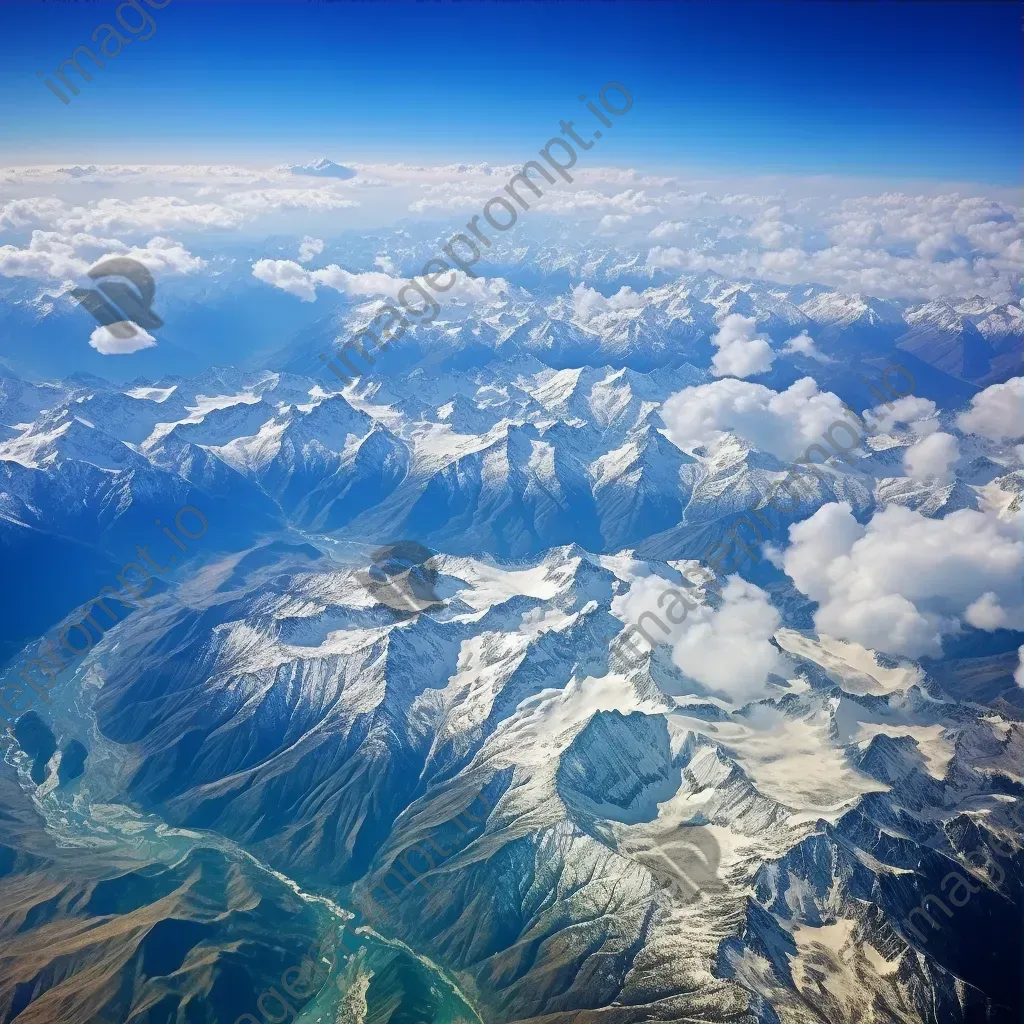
3 357 1021 572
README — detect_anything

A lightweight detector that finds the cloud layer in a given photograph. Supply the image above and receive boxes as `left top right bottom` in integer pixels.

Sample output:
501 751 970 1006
1 163 1020 301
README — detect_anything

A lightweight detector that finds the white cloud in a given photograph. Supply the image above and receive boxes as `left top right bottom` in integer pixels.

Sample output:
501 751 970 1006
867 396 939 435
253 258 413 303
251 258 319 301
647 192 1023 303
0 230 203 283
308 264 409 300
781 331 830 363
0 230 90 280
777 502 1024 658
748 206 800 249
120 236 205 275
252 257 508 308
598 214 632 233
1015 645 1024 688
409 183 662 219
88 324 157 355
903 431 960 483
537 188 659 218
57 196 246 234
2 165 1019 301
571 283 644 322
297 236 325 263
0 196 67 231
709 314 775 378
648 220 687 240
613 574 788 703
956 377 1024 440
661 376 856 461
50 190 359 236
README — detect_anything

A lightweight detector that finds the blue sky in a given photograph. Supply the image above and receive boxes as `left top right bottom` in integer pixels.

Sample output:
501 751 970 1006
0 1 1020 184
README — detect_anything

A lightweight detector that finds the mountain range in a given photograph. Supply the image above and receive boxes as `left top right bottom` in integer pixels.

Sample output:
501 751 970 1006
0 259 1022 1024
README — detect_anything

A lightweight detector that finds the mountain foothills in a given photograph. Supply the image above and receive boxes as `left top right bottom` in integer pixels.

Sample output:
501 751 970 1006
0 260 1022 1024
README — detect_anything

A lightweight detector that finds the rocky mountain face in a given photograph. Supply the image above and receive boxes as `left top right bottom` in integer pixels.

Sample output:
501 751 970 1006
0 765 328 1024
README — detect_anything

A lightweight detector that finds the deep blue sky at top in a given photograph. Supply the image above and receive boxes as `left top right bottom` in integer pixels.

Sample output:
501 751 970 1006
0 1 1019 185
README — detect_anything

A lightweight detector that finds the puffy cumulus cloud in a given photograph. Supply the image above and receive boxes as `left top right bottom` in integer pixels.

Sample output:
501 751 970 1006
710 313 776 378
0 196 67 231
305 265 409 301
409 183 663 219
573 167 682 189
55 197 246 234
613 574 789 703
867 396 939 436
828 193 1022 263
662 376 855 461
252 258 319 301
0 163 283 187
670 578 789 701
252 259 401 302
571 283 644 322
0 231 203 282
0 230 90 280
781 331 831 363
219 187 358 217
68 190 358 234
648 193 1023 303
903 431 960 483
88 324 157 355
647 246 728 275
3 167 1019 300
1016 645 1024 688
408 181 494 213
598 214 632 234
538 188 659 219
648 220 688 240
956 377 1024 440
297 236 325 263
748 206 801 249
777 502 1024 658
118 236 205 275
